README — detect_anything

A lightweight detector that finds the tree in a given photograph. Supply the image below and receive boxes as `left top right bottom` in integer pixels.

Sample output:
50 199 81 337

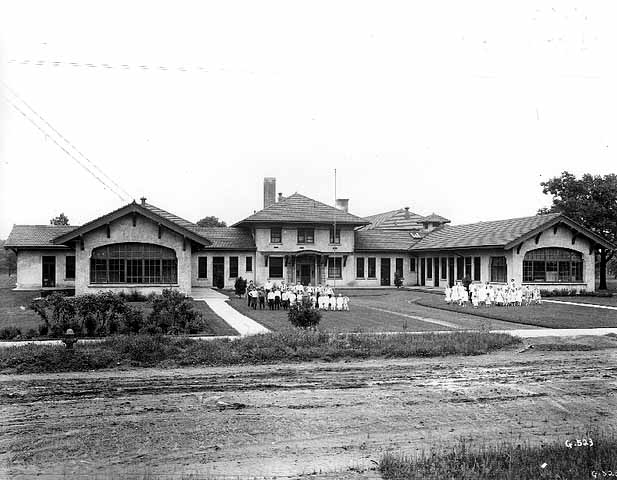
50 213 70 225
538 171 617 290
196 216 226 227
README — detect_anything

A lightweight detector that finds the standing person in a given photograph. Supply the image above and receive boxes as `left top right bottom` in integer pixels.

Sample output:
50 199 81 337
462 275 472 302
246 281 256 306
248 288 258 309
267 289 275 310
264 280 273 295
258 289 266 310
274 288 281 310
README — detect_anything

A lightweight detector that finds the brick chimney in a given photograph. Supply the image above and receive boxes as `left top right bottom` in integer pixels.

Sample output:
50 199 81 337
140 196 147 206
335 198 349 213
264 177 276 208
278 192 284 203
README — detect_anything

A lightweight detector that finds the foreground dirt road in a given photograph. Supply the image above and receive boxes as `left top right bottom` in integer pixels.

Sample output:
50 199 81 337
1 346 617 479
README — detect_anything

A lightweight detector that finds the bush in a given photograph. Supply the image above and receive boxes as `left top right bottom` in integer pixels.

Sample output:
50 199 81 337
394 272 403 288
147 289 204 335
0 326 22 340
118 290 148 302
234 277 247 297
288 299 321 329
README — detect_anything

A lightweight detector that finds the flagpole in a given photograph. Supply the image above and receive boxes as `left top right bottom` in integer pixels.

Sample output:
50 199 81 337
333 168 337 291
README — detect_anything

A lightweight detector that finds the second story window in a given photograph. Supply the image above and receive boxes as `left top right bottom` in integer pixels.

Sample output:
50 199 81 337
329 227 341 244
270 227 282 243
297 228 314 244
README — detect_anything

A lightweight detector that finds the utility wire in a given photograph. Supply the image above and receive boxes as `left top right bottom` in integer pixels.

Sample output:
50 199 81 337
5 58 255 75
1 81 132 201
1 94 127 202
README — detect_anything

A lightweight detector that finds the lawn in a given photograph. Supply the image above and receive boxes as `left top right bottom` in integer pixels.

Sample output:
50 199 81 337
416 293 617 329
0 275 237 337
227 294 448 332
549 296 617 307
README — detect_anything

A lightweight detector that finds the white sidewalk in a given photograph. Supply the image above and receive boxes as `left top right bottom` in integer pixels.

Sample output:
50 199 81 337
192 289 270 337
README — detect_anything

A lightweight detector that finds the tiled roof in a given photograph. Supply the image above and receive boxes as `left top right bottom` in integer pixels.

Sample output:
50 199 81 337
190 226 256 250
142 203 196 229
355 230 424 251
5 225 79 248
410 213 562 251
421 213 451 224
233 193 370 226
362 208 425 230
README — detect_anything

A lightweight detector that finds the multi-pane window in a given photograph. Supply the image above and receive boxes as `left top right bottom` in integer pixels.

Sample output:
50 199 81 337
329 227 341 244
269 257 283 278
441 258 447 280
368 257 376 278
328 257 342 279
198 257 207 278
246 256 252 272
456 257 464 280
395 258 403 277
270 227 282 243
427 258 433 279
297 228 314 244
464 257 472 277
356 257 365 278
490 256 507 283
473 257 481 281
522 248 583 283
90 243 177 284
65 256 75 279
229 256 238 278
410 257 416 272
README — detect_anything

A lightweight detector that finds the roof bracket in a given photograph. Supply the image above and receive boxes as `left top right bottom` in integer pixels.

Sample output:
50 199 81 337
589 243 595 255
132 212 137 227
158 223 162 239
534 232 542 245
572 232 578 245
516 243 523 255
343 255 348 267
106 223 110 239
265 255 268 267
553 224 559 235
79 236 84 251
183 236 187 251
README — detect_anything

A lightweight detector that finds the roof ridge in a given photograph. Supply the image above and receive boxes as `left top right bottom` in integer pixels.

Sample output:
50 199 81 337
448 212 560 228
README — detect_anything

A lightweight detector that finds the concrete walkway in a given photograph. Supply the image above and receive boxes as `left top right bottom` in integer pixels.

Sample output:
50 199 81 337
544 299 617 311
192 288 270 337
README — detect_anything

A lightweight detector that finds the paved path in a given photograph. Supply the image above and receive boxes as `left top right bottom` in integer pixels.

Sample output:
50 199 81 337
192 288 270 336
364 305 462 329
544 299 617 310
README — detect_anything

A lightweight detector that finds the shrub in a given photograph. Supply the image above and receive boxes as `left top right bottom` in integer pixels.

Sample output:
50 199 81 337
147 289 204 334
119 306 145 334
118 290 148 302
288 299 321 329
234 277 247 296
0 326 22 340
394 272 403 288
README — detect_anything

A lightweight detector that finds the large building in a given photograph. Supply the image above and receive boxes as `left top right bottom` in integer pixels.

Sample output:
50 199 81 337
5 178 614 295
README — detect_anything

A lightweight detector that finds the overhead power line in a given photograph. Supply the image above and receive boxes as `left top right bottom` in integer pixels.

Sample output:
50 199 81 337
5 58 256 75
1 90 129 202
1 81 132 201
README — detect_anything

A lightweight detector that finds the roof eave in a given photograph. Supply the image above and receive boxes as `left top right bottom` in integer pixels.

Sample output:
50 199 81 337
410 244 507 253
232 219 370 228
52 203 212 247
503 215 616 251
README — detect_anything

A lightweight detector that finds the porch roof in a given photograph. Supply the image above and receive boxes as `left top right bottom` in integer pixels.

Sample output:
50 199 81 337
4 225 78 249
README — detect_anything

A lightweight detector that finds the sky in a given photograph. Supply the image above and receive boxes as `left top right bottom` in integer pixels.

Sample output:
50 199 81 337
0 1 616 238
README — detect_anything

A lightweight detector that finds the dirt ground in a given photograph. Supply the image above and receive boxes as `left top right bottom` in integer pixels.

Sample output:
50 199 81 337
1 342 616 480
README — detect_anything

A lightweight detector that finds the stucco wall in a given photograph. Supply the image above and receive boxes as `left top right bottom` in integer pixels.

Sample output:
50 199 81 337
349 254 418 287
254 225 355 253
511 224 595 292
75 214 192 295
191 251 257 289
15 249 76 290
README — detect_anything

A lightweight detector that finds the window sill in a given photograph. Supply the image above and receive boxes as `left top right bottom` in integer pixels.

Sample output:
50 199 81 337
521 282 586 285
88 284 179 288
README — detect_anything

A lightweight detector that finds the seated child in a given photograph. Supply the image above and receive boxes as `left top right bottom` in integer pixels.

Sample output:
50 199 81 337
444 286 452 304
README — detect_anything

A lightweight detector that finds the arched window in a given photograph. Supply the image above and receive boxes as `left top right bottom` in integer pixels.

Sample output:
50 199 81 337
90 243 177 284
522 248 583 283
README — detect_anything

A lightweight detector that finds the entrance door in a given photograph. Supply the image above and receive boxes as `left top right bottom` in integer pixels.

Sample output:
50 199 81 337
380 258 391 286
300 264 311 286
213 257 225 289
448 257 455 287
434 257 440 287
42 256 56 287
420 258 425 286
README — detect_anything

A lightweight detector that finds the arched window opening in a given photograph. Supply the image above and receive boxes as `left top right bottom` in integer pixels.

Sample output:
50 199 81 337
522 248 583 283
90 243 177 284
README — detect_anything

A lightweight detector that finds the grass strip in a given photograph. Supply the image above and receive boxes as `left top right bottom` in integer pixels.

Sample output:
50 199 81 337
380 432 617 480
0 330 520 374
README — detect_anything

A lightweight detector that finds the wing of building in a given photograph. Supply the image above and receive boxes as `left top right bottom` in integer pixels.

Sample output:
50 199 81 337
4 178 615 294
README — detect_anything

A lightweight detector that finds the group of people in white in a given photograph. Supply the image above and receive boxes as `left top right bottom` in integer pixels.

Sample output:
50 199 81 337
444 280 542 308
246 280 350 311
